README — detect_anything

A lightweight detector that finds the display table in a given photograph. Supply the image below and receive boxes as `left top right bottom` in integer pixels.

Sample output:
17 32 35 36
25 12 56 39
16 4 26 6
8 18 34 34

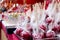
0 21 1 40
1 21 19 40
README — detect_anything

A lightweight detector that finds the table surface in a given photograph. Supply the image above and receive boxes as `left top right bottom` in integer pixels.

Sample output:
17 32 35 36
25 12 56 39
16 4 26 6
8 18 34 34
2 21 19 40
2 21 60 40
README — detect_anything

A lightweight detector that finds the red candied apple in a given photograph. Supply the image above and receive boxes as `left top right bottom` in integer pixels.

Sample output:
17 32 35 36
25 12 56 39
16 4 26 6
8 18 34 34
16 28 23 35
2 14 4 18
26 23 33 33
39 32 46 39
27 27 33 33
20 31 32 40
32 33 39 38
32 33 41 40
46 30 56 38
33 32 45 39
52 27 57 33
58 25 60 32
56 25 60 33
24 6 30 12
39 24 47 31
12 7 18 10
52 24 60 33
46 17 53 24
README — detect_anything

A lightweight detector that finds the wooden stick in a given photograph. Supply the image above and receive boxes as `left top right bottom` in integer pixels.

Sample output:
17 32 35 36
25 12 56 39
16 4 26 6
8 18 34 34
23 0 26 4
43 0 46 10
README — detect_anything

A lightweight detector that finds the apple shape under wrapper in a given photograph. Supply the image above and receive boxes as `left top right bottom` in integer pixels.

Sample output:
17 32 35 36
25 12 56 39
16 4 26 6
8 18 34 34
26 23 33 33
52 25 60 33
46 17 53 24
20 31 33 40
16 28 23 36
46 30 56 38
39 24 47 32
